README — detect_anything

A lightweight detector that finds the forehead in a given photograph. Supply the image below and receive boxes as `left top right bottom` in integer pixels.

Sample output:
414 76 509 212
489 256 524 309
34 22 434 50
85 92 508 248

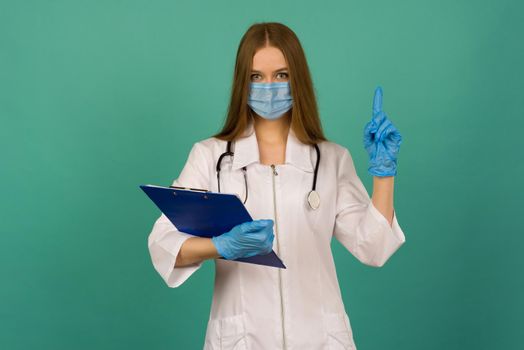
252 46 287 70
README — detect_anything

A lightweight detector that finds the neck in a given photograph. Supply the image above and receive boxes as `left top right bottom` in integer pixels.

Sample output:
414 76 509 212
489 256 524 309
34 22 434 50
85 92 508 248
253 113 291 145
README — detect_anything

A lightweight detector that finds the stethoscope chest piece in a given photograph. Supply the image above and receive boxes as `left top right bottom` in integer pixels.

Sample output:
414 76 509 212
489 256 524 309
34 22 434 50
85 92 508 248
307 190 320 210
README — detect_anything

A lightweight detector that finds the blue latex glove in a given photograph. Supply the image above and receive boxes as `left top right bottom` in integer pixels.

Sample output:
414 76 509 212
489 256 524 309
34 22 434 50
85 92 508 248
363 86 403 176
211 219 275 260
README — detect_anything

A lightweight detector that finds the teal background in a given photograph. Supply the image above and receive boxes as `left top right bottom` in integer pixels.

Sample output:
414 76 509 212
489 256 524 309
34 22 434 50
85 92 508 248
1 0 522 349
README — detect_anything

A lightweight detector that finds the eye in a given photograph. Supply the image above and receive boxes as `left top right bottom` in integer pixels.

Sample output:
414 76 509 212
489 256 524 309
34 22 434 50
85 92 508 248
276 72 289 79
250 73 261 81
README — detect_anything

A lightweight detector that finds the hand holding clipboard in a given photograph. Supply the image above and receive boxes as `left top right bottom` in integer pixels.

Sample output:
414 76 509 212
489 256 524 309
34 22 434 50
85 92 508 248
211 219 275 261
140 184 286 268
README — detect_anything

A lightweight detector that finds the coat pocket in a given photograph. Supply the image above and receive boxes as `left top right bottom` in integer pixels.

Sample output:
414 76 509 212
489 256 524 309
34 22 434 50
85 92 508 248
204 313 247 350
323 311 356 350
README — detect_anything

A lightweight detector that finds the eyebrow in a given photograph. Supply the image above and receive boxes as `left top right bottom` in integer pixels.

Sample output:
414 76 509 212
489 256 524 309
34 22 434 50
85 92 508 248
251 67 288 73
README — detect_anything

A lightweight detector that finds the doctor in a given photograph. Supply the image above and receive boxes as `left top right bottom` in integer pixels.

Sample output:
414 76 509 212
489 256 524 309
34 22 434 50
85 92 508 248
147 22 405 350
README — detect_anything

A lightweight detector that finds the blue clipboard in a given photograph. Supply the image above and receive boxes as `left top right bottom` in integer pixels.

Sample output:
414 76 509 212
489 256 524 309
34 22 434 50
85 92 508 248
140 184 286 269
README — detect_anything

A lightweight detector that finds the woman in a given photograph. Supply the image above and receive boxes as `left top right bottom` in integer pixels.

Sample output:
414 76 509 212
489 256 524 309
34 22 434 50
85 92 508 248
147 22 405 350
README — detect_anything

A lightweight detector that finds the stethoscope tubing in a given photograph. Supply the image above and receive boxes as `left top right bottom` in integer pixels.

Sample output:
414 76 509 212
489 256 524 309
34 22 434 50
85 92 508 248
216 140 320 208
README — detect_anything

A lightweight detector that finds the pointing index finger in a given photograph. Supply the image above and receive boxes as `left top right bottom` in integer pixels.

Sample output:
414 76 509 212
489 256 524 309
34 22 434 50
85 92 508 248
372 86 383 116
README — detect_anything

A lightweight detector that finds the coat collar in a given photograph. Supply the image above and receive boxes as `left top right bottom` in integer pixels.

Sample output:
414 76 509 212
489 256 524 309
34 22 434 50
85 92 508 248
231 119 315 172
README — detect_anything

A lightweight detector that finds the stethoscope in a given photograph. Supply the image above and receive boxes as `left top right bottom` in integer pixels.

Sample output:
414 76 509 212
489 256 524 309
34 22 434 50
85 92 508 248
216 140 321 210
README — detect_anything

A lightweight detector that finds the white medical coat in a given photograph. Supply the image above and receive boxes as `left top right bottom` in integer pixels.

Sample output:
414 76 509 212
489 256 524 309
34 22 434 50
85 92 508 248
147 120 406 350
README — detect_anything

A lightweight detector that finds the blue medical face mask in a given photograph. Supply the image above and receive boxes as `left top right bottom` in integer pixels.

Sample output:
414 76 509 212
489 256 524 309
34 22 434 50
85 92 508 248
247 81 293 120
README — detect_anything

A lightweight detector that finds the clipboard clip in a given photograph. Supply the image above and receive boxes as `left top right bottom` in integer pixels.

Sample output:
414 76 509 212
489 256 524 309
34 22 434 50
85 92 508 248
169 185 210 193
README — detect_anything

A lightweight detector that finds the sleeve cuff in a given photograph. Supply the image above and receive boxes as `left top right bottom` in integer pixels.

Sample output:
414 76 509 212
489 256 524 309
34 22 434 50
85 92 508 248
368 201 406 245
151 231 204 288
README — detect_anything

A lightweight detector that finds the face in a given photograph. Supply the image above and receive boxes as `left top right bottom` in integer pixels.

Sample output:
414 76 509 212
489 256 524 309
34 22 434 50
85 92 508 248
250 46 289 83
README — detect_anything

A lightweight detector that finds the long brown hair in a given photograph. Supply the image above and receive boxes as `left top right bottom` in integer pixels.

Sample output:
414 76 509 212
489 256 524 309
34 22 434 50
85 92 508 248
211 22 328 145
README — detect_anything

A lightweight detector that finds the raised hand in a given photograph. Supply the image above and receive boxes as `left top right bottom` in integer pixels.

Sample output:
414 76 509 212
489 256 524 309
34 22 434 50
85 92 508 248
363 86 403 177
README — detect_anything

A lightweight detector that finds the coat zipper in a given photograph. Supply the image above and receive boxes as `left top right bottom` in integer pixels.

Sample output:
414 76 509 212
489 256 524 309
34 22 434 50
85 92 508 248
271 164 287 349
